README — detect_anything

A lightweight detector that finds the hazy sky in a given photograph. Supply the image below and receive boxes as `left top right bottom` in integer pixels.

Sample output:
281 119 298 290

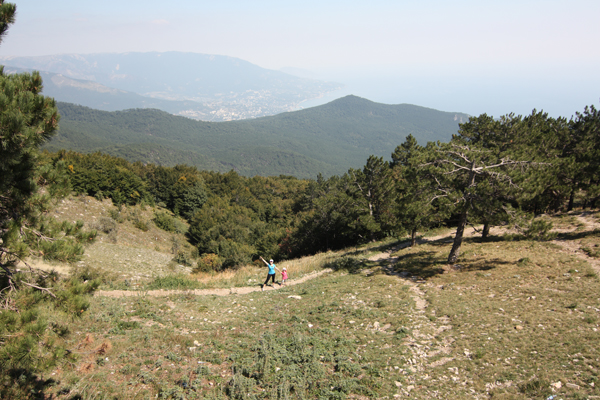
1 0 598 117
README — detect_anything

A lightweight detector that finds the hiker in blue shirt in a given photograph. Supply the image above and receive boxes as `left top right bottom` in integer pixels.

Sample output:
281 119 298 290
260 256 281 290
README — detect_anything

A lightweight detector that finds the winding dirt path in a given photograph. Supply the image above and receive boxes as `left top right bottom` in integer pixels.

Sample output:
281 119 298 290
366 240 477 397
94 269 332 298
551 212 600 275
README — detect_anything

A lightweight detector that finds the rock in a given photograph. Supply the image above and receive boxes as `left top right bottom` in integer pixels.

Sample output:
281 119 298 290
551 381 562 389
395 381 402 387
566 383 580 390
374 322 380 329
288 295 302 300
514 325 523 330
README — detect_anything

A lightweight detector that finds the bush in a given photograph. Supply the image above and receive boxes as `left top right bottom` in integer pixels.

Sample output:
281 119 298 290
127 208 150 232
524 219 555 241
173 250 194 267
195 253 222 272
153 211 176 232
108 208 125 223
153 211 188 234
91 217 118 234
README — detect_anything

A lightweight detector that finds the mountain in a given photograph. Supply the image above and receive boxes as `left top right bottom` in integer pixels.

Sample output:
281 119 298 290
46 95 470 179
0 52 342 121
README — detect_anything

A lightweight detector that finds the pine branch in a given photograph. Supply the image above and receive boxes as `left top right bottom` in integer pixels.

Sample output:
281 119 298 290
21 281 56 298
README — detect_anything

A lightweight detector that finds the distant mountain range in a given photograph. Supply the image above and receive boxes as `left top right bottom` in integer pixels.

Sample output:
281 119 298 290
46 95 470 179
0 52 342 121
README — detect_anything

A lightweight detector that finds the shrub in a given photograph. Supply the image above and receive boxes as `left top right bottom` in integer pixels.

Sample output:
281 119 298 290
524 219 555 241
133 219 150 232
108 208 125 223
173 250 194 267
153 211 176 232
195 253 222 272
91 217 118 234
127 208 150 232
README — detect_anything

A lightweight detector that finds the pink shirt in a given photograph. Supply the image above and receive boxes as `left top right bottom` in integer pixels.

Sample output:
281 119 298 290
282 270 288 280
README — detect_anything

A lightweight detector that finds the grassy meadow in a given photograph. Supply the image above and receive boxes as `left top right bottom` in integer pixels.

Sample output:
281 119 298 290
15 197 600 399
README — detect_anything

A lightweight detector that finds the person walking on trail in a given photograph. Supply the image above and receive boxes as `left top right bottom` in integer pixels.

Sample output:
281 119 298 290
260 257 280 290
281 267 288 286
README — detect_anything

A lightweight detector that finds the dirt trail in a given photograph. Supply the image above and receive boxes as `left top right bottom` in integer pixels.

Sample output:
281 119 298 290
94 269 332 298
366 238 475 397
551 212 600 275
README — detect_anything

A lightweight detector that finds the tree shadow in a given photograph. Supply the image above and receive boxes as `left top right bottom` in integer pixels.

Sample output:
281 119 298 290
342 240 408 258
1 369 58 399
554 229 600 242
388 251 446 279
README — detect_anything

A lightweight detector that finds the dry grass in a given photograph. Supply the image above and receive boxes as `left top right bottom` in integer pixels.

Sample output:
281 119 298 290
33 195 192 286
190 249 351 289
27 198 600 399
385 215 600 399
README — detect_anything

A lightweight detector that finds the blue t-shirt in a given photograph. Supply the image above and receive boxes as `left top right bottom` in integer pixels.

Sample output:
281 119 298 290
268 263 276 274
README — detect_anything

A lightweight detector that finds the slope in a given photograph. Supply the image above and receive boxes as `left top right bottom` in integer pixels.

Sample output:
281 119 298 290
46 96 470 178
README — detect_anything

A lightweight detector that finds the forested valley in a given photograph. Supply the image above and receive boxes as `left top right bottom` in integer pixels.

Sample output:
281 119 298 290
34 104 599 271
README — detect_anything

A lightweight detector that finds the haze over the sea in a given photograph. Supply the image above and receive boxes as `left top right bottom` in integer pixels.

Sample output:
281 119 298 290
1 0 598 118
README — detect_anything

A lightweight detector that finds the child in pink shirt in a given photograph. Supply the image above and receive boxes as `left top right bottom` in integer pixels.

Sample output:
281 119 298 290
281 267 288 285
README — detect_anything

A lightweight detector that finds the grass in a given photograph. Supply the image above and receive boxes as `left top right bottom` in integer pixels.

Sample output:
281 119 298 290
387 231 600 399
42 272 416 399
20 199 600 399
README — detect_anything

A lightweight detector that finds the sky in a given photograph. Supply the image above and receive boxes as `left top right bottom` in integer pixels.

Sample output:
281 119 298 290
1 0 599 118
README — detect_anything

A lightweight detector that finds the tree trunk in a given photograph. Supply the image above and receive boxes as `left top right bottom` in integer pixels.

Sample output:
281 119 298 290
448 160 476 264
567 187 575 212
410 228 417 247
447 210 468 264
482 222 490 239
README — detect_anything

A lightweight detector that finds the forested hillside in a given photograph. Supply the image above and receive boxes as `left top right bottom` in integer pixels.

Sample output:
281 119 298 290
40 103 599 270
45 96 469 178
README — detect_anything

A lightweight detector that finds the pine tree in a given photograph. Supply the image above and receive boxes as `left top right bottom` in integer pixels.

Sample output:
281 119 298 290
422 116 543 263
346 155 397 241
392 135 450 246
0 1 60 280
0 5 100 396
569 105 600 208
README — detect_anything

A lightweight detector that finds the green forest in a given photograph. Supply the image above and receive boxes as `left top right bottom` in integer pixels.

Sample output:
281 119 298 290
27 103 600 271
43 97 469 179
